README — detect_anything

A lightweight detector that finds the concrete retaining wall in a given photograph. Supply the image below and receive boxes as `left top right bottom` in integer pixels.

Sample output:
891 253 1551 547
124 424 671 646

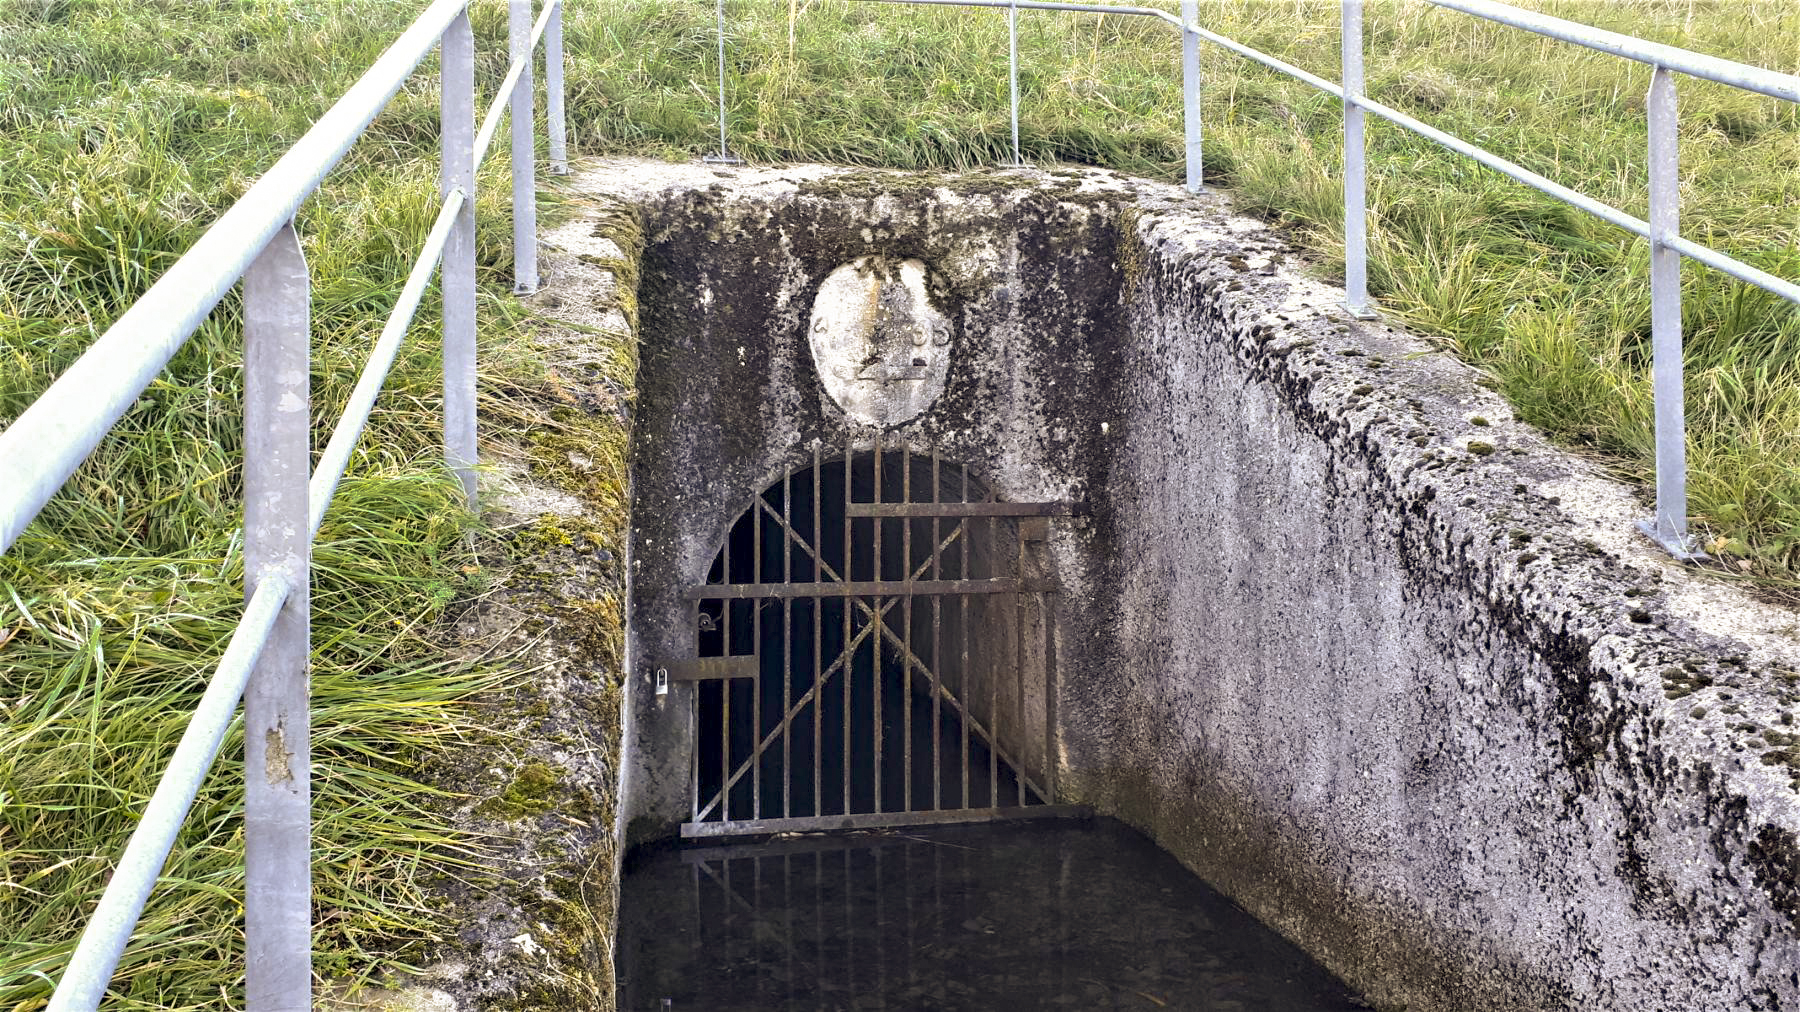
1094 186 1800 1011
588 158 1800 1011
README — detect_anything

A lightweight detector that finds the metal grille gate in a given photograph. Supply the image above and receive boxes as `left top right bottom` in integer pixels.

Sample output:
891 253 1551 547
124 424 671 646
677 439 1076 838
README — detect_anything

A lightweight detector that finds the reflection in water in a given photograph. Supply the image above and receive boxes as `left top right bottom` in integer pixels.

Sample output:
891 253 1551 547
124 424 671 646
618 818 1365 1011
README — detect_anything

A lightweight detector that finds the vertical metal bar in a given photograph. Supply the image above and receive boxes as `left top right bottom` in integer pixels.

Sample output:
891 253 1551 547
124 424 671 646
872 434 883 813
959 464 970 808
1007 0 1025 167
716 0 730 157
931 452 941 810
508 0 538 294
441 12 478 506
1014 520 1026 806
813 443 823 817
901 444 913 813
1043 586 1056 801
987 511 999 807
706 0 742 163
545 0 569 175
690 592 702 825
1182 0 1202 192
783 470 792 818
242 222 311 1012
1342 0 1375 319
1640 65 1697 559
843 442 853 816
753 484 763 819
691 679 701 822
722 540 733 822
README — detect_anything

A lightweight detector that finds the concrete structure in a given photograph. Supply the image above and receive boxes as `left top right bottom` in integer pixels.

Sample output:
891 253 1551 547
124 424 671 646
589 158 1800 1011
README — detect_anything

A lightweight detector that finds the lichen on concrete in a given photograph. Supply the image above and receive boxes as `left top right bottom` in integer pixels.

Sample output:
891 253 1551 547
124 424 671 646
1097 176 1800 1010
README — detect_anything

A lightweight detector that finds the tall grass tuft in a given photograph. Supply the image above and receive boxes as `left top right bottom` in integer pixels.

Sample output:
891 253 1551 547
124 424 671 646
0 1 558 1006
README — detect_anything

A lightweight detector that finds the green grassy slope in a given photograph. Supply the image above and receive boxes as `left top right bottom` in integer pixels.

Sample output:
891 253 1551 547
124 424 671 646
0 1 559 1007
572 0 1799 587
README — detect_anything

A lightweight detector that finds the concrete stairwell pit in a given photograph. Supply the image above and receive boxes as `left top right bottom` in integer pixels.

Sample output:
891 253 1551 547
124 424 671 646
589 159 1800 1012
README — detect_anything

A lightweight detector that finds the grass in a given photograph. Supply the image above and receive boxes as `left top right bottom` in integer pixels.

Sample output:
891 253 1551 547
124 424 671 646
572 0 1800 588
0 1 582 1007
0 0 1794 1009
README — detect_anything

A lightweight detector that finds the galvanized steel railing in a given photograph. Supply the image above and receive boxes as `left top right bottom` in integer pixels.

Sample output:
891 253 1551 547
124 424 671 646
0 0 568 1008
723 0 1800 559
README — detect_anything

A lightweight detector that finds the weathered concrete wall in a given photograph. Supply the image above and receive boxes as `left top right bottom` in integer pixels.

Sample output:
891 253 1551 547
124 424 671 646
1090 187 1800 1011
586 158 1800 1012
603 161 1132 845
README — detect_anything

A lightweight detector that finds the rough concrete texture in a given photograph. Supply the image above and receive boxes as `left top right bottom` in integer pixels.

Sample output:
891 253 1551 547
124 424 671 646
333 199 638 1012
584 156 1800 1011
1104 188 1800 1012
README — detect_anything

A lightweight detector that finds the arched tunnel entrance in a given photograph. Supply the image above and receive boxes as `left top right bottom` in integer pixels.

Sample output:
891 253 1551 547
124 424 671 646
678 440 1072 837
610 166 1390 1012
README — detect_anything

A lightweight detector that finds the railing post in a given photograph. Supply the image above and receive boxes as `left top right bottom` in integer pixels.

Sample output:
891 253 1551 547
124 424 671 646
1182 0 1201 192
442 9 478 506
705 0 742 163
1638 66 1701 559
1342 0 1375 318
1005 0 1027 167
546 0 569 175
509 0 538 294
242 221 312 1012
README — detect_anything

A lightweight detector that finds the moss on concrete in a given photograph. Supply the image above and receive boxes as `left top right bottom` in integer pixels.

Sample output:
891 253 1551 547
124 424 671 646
478 761 567 820
372 189 644 1012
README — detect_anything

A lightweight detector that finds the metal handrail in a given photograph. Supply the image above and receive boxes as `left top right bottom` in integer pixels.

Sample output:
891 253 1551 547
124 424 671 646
815 0 1800 559
0 0 461 555
43 572 295 1012
1428 0 1798 103
1 1 570 1008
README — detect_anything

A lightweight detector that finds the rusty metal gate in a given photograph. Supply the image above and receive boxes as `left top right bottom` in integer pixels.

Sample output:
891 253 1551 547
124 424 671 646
676 439 1077 838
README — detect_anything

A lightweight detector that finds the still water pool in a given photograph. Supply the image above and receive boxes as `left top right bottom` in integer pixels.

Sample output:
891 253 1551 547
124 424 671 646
617 817 1366 1011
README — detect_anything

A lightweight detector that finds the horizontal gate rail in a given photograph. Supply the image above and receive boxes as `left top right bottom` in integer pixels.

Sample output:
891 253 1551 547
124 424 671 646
846 501 1077 518
750 0 1800 561
680 804 1094 839
685 577 1058 599
687 444 1062 838
3 2 570 1009
667 657 761 682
